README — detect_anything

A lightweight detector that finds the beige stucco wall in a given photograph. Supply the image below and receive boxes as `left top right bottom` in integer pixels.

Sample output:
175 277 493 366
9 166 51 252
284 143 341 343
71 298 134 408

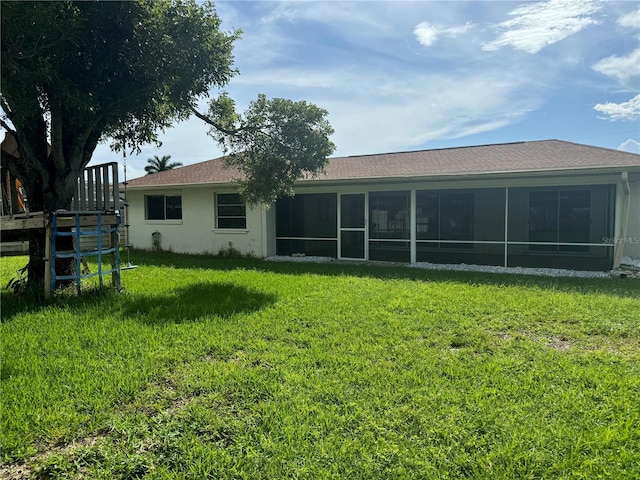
126 186 266 256
126 169 640 263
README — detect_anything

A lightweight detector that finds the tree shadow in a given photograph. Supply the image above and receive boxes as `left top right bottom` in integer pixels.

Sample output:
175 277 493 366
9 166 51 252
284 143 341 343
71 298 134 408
0 285 120 322
121 282 277 325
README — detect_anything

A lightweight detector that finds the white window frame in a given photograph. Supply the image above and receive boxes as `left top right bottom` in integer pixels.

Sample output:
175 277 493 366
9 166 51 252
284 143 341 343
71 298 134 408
144 193 182 222
215 192 247 230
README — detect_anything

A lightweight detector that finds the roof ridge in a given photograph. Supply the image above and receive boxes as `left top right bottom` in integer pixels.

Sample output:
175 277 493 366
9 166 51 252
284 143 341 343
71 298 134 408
547 138 639 156
341 140 536 159
126 139 640 188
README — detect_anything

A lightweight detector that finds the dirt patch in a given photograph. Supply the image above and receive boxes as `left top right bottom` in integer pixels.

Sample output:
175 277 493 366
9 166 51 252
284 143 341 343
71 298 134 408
545 336 572 351
0 435 101 480
495 331 572 351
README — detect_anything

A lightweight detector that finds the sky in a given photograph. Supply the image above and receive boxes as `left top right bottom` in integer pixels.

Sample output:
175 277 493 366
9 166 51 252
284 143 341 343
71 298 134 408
88 0 639 180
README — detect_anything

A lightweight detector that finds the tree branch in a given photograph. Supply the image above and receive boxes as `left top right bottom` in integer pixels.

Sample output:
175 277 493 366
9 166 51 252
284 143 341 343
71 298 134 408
191 107 280 146
50 99 65 172
190 107 240 136
0 118 17 137
1 96 13 119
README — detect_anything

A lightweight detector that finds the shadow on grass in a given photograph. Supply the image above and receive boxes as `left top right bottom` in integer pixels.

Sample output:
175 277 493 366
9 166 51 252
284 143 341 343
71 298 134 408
121 282 277 324
1 280 276 323
1 250 636 320
127 250 640 299
0 285 121 322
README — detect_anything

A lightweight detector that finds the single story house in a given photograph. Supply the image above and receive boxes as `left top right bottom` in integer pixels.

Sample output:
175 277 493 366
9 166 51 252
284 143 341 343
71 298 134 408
125 139 640 271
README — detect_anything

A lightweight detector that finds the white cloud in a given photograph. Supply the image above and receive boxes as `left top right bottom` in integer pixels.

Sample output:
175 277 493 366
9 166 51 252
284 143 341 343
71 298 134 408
413 22 472 48
414 22 440 47
88 1 638 174
261 2 393 34
618 9 640 29
229 2 421 75
233 69 342 90
594 94 640 121
592 48 640 84
483 0 601 54
618 139 640 154
228 61 542 156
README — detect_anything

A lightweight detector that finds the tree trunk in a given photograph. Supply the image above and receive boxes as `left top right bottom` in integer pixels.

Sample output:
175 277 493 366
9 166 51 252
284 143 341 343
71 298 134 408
27 229 47 292
27 227 76 293
23 173 78 292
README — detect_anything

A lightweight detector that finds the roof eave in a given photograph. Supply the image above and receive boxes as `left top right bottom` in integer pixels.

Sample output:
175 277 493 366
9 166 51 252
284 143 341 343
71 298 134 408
123 164 640 190
125 180 237 191
295 165 640 187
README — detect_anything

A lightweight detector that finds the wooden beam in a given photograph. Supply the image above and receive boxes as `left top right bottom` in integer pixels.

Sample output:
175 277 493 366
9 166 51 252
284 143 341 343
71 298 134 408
44 220 52 298
54 214 119 228
0 214 47 230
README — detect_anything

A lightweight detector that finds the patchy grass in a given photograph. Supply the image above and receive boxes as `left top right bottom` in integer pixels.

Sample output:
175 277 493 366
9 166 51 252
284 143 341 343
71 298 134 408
1 251 639 479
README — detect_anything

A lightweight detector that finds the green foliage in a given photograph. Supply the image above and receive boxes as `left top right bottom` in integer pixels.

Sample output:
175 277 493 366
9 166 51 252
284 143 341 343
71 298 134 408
145 155 183 175
199 93 336 205
1 0 239 206
1 0 335 290
216 242 245 258
4 262 28 295
2 253 639 478
0 0 239 290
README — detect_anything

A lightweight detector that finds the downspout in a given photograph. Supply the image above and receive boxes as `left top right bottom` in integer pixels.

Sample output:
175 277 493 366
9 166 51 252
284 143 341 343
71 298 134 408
613 171 630 269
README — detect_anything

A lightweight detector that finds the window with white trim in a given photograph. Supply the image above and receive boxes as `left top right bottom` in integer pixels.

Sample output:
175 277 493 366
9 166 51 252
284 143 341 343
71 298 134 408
216 193 246 229
145 194 182 220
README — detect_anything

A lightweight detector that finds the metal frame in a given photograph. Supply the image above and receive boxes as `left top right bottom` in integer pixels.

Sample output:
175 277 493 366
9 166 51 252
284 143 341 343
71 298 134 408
47 211 120 296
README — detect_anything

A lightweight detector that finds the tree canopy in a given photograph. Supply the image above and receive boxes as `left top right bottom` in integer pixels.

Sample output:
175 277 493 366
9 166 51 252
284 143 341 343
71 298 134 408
0 0 335 290
1 0 238 211
145 155 183 175
194 94 335 205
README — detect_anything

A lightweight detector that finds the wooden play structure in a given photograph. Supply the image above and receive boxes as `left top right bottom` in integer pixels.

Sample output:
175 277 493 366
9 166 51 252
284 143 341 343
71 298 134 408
1 162 121 297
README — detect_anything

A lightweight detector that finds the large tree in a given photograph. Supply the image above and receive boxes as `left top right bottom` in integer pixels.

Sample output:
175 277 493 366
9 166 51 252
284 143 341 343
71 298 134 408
1 0 334 291
194 93 335 205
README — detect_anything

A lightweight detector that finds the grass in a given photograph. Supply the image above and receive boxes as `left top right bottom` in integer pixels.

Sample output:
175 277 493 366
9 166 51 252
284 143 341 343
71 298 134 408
1 251 639 479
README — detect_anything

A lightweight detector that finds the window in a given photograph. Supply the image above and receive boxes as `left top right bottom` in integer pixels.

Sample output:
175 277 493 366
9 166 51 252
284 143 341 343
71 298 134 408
529 190 590 252
369 191 410 240
276 193 337 238
145 194 182 220
276 193 337 257
216 193 246 229
416 191 474 248
367 191 410 262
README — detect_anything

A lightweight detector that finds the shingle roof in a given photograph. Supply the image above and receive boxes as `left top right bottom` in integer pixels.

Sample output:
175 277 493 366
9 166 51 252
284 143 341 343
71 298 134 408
126 139 640 189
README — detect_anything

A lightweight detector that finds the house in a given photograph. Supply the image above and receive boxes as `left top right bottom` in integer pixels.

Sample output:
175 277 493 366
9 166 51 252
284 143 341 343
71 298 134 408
125 140 640 271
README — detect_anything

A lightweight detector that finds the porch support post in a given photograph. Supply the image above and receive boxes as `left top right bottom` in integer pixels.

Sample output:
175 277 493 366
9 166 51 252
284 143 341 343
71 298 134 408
364 192 369 261
410 189 416 264
504 186 509 267
613 172 630 269
261 204 268 258
44 214 52 298
111 221 120 289
337 194 342 259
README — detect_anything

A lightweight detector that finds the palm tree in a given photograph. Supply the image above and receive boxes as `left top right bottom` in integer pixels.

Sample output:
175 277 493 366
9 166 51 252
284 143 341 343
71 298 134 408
144 155 183 175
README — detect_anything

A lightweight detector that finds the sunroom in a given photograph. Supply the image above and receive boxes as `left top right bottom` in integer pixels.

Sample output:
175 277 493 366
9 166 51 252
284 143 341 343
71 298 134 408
274 183 616 271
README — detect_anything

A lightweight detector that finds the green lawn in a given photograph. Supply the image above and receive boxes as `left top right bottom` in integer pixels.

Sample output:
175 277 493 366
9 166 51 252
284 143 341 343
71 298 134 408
1 251 639 479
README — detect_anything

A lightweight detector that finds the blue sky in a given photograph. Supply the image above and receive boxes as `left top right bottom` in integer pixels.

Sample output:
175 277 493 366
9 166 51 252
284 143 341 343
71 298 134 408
89 0 639 179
